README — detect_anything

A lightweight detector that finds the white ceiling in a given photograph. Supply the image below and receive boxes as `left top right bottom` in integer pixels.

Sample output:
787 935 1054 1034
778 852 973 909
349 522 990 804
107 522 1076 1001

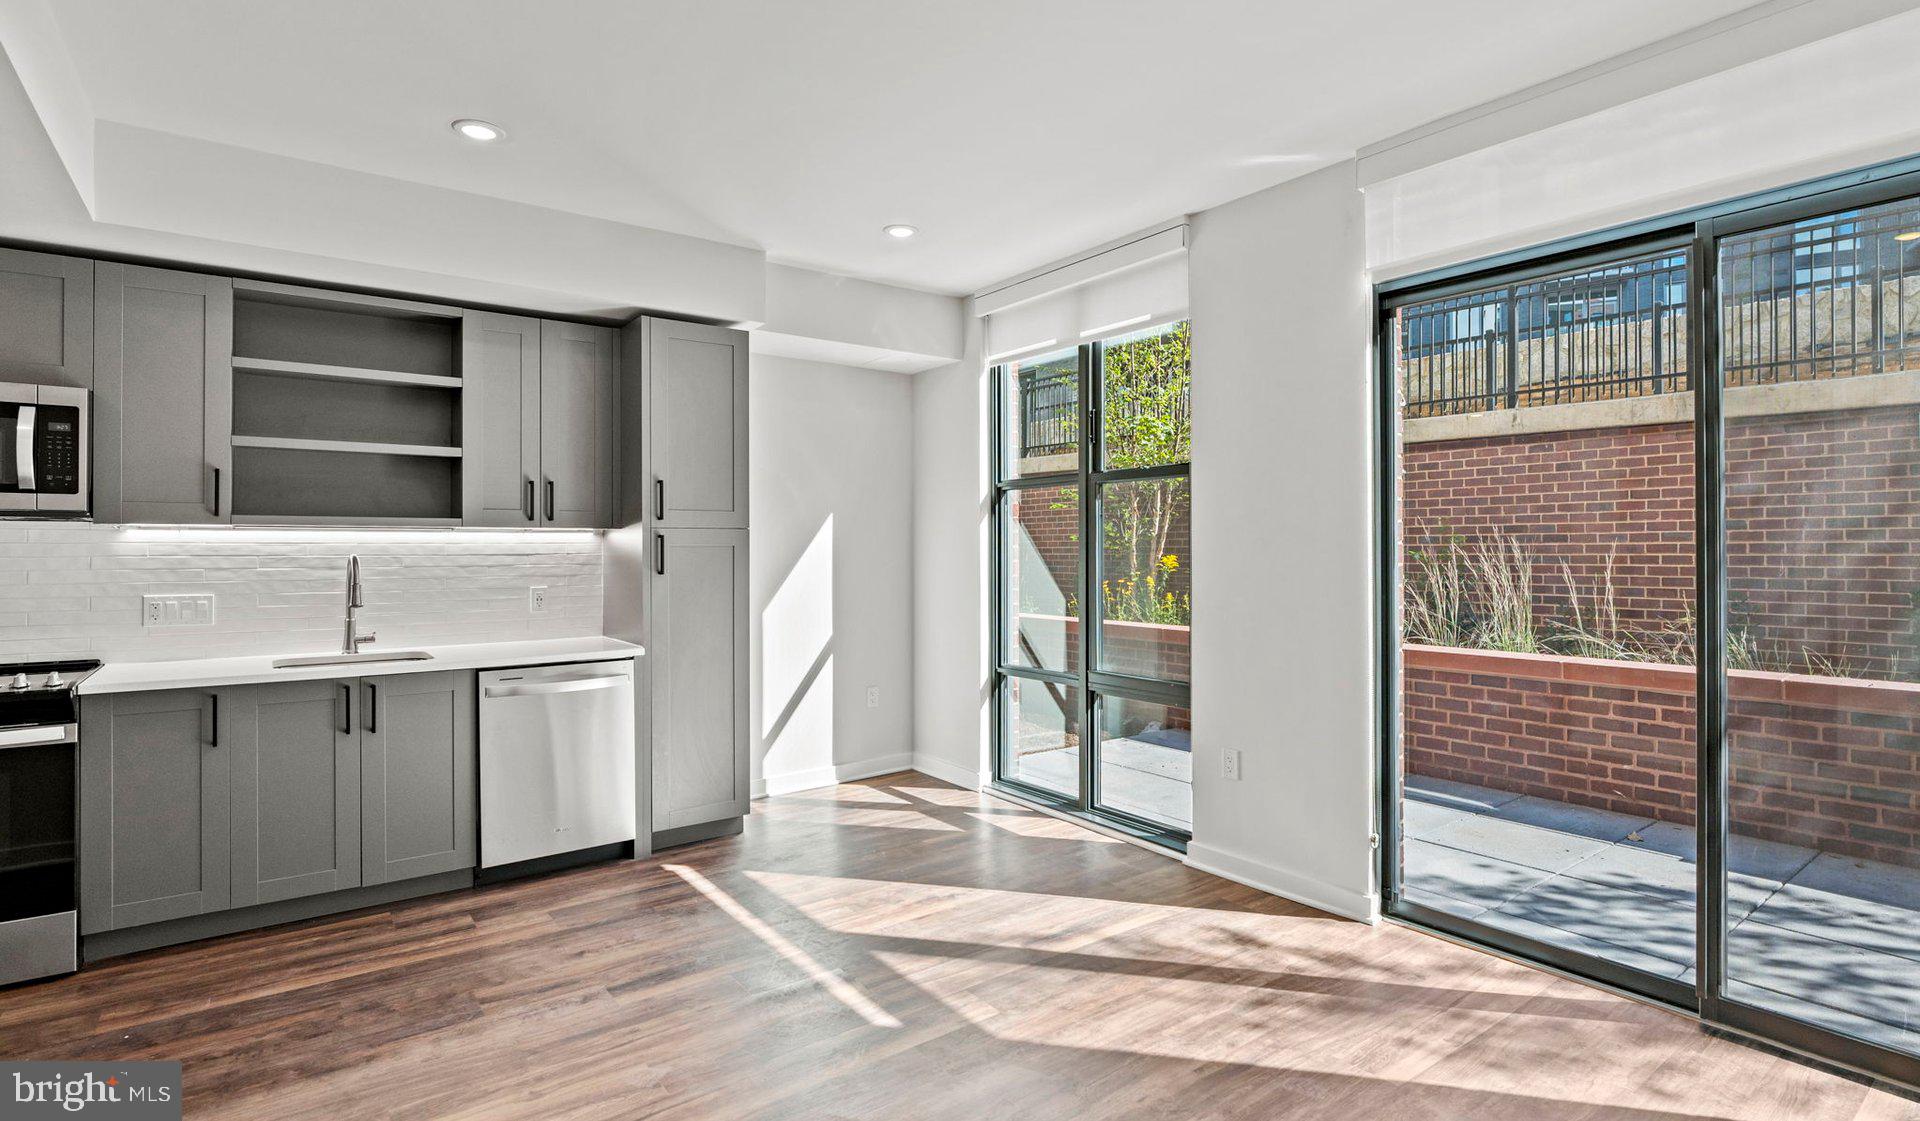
34 0 1766 296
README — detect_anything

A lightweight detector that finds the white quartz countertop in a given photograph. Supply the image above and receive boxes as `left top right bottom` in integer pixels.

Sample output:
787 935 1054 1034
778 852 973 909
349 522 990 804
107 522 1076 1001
80 636 644 694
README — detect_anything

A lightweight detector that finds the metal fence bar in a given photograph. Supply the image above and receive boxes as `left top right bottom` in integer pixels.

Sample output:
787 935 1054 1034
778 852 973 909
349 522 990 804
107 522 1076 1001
1399 207 1920 417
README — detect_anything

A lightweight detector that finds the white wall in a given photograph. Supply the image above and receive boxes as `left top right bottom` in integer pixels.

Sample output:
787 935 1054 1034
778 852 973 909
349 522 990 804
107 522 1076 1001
750 355 916 796
1183 161 1377 920
0 525 603 663
908 311 990 790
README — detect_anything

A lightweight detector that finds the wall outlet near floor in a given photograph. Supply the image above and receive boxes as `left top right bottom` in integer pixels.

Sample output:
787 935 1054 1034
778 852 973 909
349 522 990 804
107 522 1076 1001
1221 747 1242 781
142 594 215 627
529 586 549 614
866 686 881 709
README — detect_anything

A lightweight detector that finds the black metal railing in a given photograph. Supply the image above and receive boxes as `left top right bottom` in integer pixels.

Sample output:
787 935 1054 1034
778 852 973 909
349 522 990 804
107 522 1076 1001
1400 200 1920 418
1019 367 1078 457
1720 198 1920 386
1399 250 1691 419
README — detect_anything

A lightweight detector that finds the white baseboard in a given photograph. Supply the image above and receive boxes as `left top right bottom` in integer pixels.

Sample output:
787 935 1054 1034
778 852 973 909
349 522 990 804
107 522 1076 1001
909 754 980 790
753 753 916 798
1183 840 1378 923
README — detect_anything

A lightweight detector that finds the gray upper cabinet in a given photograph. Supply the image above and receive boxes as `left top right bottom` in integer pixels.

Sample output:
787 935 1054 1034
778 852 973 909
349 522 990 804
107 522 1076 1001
360 669 476 885
94 264 233 524
462 312 541 527
648 319 748 529
79 689 231 934
538 321 617 527
650 528 751 830
227 679 361 908
0 247 93 388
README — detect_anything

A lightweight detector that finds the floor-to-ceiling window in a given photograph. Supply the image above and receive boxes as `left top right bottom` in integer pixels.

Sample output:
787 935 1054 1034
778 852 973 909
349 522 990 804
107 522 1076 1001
994 321 1193 843
1381 163 1920 1088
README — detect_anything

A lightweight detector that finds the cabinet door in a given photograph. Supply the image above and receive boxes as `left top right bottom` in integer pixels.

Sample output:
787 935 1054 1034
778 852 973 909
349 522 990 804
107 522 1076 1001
539 320 617 528
361 670 476 884
79 689 231 933
228 680 361 907
93 264 233 524
650 528 751 829
461 312 541 526
0 247 93 388
648 319 747 528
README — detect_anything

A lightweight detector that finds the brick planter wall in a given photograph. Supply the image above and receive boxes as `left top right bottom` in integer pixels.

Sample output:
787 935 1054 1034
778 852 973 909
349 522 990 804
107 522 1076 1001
1403 404 1920 677
1403 644 1920 868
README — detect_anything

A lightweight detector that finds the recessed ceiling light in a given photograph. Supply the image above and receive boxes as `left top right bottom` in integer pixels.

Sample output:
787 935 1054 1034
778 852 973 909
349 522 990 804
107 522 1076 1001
883 224 918 240
1897 230 1920 242
451 118 505 143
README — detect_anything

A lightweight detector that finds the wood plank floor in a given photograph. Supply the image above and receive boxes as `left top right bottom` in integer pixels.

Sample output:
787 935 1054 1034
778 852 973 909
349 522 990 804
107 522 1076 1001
4 772 1916 1119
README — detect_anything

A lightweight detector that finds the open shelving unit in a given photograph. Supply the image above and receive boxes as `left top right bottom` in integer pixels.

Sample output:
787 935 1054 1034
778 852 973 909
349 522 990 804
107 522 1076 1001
229 279 465 524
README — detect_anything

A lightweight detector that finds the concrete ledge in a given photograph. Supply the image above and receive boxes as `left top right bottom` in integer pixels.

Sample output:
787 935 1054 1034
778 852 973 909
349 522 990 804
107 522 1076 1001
1404 642 1920 716
1403 368 1920 443
1183 840 1378 923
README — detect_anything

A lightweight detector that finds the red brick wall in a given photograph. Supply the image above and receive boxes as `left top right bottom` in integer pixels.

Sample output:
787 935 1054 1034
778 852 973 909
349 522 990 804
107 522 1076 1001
1403 645 1920 868
1404 422 1693 632
1404 405 1920 677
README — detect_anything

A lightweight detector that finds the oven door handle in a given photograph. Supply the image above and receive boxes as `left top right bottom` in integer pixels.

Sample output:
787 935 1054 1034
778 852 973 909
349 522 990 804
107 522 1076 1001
0 723 77 749
16 404 36 492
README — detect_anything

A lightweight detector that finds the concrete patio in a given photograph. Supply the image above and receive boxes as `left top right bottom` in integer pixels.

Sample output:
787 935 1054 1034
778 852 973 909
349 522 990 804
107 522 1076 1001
1012 737 1192 831
1404 774 1920 1054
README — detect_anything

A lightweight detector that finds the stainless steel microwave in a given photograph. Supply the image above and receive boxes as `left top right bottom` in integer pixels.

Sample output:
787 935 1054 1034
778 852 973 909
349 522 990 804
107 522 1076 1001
0 383 88 517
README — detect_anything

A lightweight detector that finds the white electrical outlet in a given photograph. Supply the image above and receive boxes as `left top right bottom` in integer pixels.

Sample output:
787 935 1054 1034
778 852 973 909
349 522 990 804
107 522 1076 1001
529 586 549 613
866 686 881 709
1221 747 1242 781
142 594 215 627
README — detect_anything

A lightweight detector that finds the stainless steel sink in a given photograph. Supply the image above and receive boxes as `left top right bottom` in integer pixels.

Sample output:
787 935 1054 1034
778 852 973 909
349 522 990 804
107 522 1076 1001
272 650 435 669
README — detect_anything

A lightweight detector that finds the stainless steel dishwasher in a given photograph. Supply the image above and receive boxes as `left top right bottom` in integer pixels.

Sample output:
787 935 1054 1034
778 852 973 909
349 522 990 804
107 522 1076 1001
478 660 636 869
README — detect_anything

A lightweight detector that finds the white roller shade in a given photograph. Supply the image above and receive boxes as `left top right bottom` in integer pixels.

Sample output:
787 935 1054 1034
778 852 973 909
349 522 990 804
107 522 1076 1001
980 226 1188 362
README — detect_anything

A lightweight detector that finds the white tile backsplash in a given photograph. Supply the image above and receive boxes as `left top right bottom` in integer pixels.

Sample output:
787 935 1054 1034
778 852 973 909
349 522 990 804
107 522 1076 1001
0 524 604 662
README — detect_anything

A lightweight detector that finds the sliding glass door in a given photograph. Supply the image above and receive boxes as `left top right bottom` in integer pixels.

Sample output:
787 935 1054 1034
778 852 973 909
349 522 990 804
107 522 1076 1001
993 323 1193 844
1703 185 1920 1076
1382 162 1920 1087
1382 241 1699 1004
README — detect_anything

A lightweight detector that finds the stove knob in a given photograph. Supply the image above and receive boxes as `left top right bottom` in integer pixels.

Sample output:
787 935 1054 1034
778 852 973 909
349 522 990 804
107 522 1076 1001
10 673 27 690
44 670 62 688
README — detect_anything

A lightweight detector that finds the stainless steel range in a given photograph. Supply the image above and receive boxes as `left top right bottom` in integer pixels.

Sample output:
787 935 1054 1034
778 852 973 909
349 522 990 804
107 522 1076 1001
0 659 98 987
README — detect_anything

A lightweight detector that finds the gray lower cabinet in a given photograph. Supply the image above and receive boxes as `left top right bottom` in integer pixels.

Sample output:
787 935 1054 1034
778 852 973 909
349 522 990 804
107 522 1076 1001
0 246 93 388
93 263 234 524
649 528 751 830
79 689 231 934
227 679 361 907
81 671 476 935
360 670 476 885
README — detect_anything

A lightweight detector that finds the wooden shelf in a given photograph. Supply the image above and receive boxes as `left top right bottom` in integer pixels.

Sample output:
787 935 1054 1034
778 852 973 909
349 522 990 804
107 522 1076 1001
233 356 461 390
231 435 462 458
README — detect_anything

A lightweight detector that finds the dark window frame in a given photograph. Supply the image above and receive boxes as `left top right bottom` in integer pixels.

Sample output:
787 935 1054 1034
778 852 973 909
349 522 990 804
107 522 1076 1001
991 328 1194 848
1375 156 1920 1091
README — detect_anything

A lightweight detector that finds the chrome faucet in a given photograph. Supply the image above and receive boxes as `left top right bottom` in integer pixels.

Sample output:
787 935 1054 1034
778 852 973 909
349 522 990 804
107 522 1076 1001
343 555 376 654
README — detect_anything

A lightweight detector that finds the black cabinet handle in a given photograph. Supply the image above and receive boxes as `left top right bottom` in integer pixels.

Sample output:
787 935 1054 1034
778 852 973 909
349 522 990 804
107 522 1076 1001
655 533 666 576
211 466 221 517
208 693 219 747
654 478 665 521
365 682 376 734
545 478 555 522
338 682 351 734
523 478 534 521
